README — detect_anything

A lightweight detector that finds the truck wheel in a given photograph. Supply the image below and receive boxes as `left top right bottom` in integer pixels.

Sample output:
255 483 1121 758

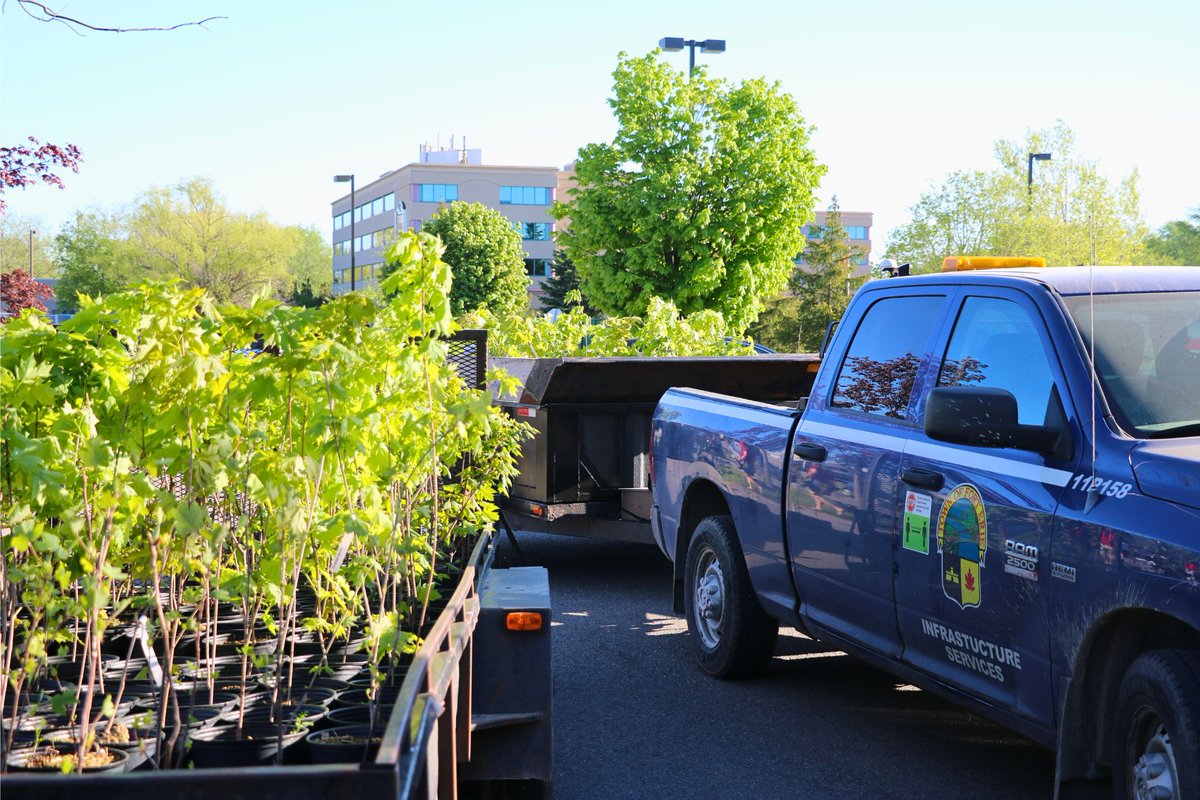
683 515 778 678
1112 649 1200 800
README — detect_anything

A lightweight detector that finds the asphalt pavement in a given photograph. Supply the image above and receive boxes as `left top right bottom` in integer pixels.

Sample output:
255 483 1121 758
499 531 1056 800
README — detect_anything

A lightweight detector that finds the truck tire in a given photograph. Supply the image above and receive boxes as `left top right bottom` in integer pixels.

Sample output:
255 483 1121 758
683 515 778 678
1112 649 1200 800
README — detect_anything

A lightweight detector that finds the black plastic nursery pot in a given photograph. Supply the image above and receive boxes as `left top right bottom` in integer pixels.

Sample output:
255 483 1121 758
6 743 131 773
305 724 383 764
0 523 554 800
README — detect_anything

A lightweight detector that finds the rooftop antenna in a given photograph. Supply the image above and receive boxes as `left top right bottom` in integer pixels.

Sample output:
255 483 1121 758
1085 262 1100 514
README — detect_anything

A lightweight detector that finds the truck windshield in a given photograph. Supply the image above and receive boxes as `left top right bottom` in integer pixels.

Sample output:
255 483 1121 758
1065 291 1200 438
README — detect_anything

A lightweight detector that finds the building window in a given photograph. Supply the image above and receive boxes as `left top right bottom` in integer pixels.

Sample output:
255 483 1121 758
383 194 395 212
413 184 458 203
370 228 397 249
852 254 868 266
500 186 551 205
524 258 551 277
845 226 869 239
410 219 422 232
333 211 343 231
513 221 552 240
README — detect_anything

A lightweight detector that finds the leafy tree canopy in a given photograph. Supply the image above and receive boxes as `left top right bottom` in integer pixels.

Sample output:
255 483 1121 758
1145 207 1200 265
0 136 82 215
53 211 149 312
284 225 333 304
129 177 295 304
400 201 528 317
744 294 804 353
887 121 1149 272
555 51 825 332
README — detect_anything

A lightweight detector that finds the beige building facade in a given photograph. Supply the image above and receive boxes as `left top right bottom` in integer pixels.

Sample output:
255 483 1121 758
331 149 559 298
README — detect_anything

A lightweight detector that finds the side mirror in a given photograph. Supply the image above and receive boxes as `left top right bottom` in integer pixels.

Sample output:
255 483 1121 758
925 386 1071 459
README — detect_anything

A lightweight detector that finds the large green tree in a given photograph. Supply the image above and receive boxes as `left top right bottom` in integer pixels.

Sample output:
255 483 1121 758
1146 207 1200 265
52 211 149 312
283 225 332 305
888 121 1149 272
405 201 528 316
128 177 293 304
554 51 824 332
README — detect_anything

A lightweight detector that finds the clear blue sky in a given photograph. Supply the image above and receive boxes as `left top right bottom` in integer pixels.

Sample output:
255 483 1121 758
3 0 1197 257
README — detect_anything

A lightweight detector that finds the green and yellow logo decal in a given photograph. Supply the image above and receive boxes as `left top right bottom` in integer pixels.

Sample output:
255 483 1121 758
936 484 987 609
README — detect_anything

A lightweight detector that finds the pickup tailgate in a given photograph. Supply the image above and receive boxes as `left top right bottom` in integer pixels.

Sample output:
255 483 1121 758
653 388 801 615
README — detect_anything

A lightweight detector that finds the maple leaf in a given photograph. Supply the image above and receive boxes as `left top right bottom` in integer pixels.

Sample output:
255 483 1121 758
965 569 977 592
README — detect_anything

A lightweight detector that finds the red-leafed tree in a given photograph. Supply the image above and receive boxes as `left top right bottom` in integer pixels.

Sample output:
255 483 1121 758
1 268 54 321
0 137 83 215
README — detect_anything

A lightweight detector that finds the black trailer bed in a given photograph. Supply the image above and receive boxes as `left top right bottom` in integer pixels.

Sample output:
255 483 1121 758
493 355 819 542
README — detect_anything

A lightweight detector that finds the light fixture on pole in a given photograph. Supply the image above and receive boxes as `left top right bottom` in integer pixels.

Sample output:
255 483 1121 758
1027 152 1052 196
658 36 725 78
394 200 407 236
334 174 356 291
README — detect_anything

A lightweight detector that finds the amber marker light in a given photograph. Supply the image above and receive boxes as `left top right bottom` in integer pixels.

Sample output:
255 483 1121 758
942 256 1047 272
506 612 543 631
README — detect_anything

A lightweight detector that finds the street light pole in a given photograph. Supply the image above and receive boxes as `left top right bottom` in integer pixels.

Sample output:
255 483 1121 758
658 36 726 79
334 174 356 291
1027 152 1052 198
28 229 35 278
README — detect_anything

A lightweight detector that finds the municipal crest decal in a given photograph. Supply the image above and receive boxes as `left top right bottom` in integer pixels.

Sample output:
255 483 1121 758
936 484 987 609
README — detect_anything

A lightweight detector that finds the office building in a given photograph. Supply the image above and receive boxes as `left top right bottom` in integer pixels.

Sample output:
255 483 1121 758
330 146 560 300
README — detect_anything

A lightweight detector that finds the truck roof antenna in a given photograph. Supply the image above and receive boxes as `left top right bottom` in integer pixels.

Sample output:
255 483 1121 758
1085 263 1101 514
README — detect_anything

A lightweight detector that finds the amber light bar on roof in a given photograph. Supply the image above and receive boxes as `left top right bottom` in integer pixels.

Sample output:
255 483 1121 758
942 256 1047 272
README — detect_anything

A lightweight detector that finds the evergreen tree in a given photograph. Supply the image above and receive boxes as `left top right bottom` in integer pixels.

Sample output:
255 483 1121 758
790 198 865 350
538 249 598 315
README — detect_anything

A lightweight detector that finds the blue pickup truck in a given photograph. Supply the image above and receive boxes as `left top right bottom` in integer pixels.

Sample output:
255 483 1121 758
650 262 1200 800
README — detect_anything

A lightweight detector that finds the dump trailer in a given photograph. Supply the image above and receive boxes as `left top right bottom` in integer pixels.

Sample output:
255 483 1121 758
493 354 820 544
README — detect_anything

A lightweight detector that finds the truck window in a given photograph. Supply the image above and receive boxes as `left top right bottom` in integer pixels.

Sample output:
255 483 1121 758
830 295 944 420
937 297 1055 426
1064 290 1200 436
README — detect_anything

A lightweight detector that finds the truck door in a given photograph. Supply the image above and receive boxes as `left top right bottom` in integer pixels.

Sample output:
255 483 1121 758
787 291 949 658
895 289 1077 729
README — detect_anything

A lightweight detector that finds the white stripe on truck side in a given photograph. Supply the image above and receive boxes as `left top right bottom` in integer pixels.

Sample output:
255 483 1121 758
798 420 1073 487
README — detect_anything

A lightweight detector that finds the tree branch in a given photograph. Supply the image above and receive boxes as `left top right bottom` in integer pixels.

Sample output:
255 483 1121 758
16 1 226 34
